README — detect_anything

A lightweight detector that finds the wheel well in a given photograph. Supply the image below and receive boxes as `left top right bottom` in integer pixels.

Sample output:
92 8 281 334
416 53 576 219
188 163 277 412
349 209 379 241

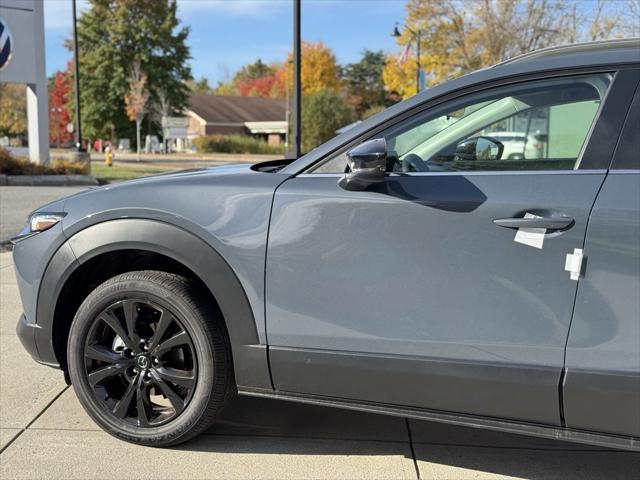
53 249 226 370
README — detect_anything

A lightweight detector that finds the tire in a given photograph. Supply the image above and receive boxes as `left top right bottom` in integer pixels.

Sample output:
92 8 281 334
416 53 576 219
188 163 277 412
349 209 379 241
67 270 233 447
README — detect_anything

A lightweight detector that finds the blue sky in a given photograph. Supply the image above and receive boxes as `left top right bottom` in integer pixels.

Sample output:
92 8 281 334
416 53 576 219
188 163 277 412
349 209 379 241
43 0 407 85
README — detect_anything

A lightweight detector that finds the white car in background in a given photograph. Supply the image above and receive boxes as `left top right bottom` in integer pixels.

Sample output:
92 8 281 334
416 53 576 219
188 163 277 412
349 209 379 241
484 131 546 159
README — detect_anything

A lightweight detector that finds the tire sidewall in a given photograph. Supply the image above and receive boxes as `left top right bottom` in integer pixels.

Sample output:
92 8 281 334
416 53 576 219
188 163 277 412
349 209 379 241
68 275 216 445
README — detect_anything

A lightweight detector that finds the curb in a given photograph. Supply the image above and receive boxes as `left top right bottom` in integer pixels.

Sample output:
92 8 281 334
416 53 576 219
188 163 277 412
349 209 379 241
0 174 98 186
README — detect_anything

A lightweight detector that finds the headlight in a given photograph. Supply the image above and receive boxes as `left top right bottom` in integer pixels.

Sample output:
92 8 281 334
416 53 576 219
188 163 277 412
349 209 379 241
29 214 65 233
11 212 66 244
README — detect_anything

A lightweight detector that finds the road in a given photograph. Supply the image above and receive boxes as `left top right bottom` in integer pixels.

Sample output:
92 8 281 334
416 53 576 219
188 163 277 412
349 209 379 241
0 186 88 243
1 188 638 479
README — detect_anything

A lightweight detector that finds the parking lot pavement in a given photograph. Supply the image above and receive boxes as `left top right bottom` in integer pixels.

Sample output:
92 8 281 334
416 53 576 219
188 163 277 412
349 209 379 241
1 250 639 479
0 186 89 243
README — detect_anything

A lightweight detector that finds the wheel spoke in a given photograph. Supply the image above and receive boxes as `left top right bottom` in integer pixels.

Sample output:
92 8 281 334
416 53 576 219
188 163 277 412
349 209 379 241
136 376 152 427
100 311 137 351
153 330 189 355
88 364 125 386
151 370 185 414
148 310 172 351
155 367 195 389
85 344 121 364
122 300 140 344
112 379 137 418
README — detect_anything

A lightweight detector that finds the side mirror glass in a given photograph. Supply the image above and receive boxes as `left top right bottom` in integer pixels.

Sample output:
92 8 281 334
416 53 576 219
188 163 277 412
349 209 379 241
338 138 387 191
454 136 504 162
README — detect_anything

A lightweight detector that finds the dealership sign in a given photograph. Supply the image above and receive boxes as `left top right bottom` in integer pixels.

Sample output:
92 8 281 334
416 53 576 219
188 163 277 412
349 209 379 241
0 17 12 72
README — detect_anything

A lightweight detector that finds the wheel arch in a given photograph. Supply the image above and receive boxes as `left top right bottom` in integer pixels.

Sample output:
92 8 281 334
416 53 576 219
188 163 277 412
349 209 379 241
39 218 271 390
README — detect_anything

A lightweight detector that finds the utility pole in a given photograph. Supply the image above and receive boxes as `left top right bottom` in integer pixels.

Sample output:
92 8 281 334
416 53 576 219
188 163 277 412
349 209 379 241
292 0 301 158
72 0 84 151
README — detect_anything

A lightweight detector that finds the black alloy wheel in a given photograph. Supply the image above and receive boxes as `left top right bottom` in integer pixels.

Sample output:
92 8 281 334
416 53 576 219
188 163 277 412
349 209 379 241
68 271 233 446
84 299 197 427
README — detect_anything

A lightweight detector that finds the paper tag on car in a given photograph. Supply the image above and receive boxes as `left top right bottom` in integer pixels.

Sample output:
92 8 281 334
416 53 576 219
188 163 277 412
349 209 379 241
513 213 546 249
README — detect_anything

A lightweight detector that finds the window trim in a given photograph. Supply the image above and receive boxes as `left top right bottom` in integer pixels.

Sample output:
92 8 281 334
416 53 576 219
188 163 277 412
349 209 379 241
303 65 639 175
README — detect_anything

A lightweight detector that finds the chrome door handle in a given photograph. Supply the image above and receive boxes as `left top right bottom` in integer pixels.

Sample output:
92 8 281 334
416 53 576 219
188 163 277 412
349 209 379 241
493 216 574 231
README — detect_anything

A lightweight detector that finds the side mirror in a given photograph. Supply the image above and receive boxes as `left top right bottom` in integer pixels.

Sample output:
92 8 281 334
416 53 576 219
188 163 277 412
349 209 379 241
454 136 504 162
338 138 387 191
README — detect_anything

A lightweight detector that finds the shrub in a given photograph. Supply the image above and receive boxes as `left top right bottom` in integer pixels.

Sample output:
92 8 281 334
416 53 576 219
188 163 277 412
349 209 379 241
0 148 87 175
193 135 285 155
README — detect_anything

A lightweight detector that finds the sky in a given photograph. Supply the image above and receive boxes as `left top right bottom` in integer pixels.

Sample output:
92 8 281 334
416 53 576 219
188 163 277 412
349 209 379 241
43 0 408 85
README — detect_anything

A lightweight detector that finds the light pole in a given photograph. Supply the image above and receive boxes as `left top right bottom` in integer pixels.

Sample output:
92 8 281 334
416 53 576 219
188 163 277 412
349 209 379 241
292 0 301 158
71 0 84 151
392 23 423 94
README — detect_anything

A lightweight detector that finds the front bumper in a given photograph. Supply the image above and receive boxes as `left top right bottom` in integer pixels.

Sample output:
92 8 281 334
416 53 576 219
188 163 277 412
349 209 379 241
16 313 61 369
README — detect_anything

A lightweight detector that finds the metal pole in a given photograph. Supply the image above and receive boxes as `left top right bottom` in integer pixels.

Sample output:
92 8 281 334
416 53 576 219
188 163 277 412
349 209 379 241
416 30 421 94
72 0 84 151
292 0 301 158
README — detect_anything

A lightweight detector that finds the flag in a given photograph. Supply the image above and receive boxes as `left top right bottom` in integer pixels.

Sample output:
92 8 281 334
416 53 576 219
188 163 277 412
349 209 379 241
397 44 411 66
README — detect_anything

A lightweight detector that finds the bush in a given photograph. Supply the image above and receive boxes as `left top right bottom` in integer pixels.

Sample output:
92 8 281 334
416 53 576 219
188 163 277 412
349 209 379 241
0 148 88 175
193 135 284 155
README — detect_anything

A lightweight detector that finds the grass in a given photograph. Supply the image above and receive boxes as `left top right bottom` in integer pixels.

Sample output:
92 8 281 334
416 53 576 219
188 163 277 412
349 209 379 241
91 162 175 183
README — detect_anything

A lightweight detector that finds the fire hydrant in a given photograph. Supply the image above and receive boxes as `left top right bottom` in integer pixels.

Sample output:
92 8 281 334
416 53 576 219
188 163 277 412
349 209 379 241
104 146 113 167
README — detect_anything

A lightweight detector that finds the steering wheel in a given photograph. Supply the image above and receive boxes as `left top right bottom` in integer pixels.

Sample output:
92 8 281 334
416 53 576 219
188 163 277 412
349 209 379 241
402 153 430 172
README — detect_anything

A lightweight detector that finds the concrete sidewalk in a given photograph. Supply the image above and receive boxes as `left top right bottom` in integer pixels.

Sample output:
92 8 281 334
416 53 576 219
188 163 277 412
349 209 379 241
0 251 638 478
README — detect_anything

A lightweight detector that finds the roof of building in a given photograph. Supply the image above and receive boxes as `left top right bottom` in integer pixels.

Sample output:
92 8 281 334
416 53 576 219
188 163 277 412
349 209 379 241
187 94 286 124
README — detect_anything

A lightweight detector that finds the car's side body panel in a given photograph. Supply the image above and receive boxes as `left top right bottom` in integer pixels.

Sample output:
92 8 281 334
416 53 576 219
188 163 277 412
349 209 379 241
14 166 289 389
563 88 640 437
266 172 605 425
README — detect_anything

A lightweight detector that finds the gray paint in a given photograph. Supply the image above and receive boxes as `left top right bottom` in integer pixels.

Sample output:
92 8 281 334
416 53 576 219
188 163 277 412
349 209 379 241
564 172 640 437
60 164 288 346
266 173 605 424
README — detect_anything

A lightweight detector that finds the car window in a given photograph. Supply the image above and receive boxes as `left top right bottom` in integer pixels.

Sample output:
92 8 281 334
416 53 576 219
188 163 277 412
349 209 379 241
313 73 613 173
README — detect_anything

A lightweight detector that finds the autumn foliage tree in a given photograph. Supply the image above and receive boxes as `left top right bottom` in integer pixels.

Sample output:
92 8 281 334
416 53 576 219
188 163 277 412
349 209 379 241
384 0 636 99
125 61 150 160
0 84 27 139
48 62 74 146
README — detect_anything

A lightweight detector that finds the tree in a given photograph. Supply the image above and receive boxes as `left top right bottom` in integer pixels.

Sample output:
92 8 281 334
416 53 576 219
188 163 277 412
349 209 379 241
125 61 150 160
301 90 352 152
75 0 191 141
384 0 634 99
342 50 391 118
48 62 74 146
0 84 27 139
186 77 212 93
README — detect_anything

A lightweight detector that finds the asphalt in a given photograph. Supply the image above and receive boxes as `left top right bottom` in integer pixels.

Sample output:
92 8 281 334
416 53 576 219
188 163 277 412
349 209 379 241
0 186 89 244
1 189 639 479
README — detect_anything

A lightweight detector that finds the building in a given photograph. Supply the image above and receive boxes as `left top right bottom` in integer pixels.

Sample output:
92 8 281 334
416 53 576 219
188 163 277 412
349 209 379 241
186 94 287 146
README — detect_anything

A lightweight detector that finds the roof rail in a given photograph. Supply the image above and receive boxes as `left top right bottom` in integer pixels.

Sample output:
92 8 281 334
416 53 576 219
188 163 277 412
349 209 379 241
496 38 640 67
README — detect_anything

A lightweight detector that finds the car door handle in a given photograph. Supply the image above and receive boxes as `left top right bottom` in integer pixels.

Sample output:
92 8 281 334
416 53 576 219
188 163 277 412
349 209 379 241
493 216 574 230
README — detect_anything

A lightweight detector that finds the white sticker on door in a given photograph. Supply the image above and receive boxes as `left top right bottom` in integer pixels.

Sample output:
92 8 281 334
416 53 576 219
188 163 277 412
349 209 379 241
514 213 546 249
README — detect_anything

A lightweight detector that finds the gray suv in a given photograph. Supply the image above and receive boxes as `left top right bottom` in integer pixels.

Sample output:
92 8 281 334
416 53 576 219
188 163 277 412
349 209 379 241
13 39 640 450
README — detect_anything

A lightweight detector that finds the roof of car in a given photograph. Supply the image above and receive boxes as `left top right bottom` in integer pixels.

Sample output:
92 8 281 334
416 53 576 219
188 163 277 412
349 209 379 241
498 38 640 67
282 39 640 175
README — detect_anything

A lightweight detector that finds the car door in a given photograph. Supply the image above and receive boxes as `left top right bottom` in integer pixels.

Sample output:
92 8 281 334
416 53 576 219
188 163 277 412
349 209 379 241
265 69 636 426
564 78 640 438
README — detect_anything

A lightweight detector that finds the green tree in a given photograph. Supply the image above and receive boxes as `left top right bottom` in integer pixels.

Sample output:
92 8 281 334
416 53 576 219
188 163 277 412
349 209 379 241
301 90 352 152
75 0 191 142
342 50 390 118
